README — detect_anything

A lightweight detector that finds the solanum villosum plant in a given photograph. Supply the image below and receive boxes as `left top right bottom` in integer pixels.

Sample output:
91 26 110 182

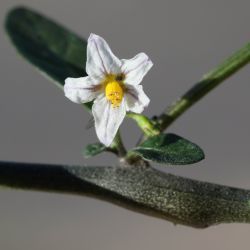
3 6 250 228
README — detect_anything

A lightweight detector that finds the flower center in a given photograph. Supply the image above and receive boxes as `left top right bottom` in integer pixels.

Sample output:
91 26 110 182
105 81 124 108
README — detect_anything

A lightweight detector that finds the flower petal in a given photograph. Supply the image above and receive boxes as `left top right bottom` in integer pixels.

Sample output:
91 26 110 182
121 53 153 85
86 33 122 78
125 85 150 113
92 95 126 146
64 77 101 104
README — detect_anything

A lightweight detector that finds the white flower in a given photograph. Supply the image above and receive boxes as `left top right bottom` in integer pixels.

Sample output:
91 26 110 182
64 33 153 146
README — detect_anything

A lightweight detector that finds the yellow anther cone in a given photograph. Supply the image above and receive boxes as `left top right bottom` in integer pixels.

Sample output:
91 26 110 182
105 81 124 108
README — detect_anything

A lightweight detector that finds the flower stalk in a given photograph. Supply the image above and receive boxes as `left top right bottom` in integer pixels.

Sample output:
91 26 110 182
110 130 127 157
126 112 160 137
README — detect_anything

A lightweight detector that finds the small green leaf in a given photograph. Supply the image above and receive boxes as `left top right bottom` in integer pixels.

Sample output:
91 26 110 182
83 143 106 158
133 133 205 165
5 7 91 110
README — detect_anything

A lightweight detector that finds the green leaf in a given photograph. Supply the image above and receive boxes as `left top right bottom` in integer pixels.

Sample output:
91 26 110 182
83 143 106 158
5 7 91 110
132 133 204 165
1 161 250 228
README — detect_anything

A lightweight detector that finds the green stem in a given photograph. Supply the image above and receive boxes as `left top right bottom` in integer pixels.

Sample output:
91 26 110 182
157 43 250 131
110 130 127 157
127 112 160 136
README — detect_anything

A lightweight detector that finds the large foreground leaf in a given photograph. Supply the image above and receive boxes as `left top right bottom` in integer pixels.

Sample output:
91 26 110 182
5 7 91 109
133 133 204 165
1 161 250 228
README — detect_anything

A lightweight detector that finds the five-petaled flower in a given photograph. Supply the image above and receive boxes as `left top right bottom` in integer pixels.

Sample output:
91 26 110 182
64 33 153 146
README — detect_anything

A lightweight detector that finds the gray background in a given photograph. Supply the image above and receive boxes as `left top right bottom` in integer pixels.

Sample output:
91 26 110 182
0 0 250 249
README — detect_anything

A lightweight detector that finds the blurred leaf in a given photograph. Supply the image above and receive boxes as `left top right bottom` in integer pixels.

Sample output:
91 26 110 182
1 161 250 228
5 6 91 110
83 143 106 158
132 133 204 165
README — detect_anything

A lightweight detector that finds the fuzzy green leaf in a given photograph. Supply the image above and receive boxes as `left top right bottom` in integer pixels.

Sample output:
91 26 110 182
83 143 106 158
1 161 250 228
133 133 205 165
5 7 91 110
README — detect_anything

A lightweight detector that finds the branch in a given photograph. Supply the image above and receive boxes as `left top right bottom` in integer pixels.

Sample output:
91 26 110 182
157 43 250 130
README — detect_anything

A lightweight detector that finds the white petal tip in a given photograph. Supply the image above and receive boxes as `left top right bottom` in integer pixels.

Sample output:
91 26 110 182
148 59 153 69
100 138 113 147
88 33 100 42
140 52 153 70
144 98 150 108
96 129 114 147
64 78 73 96
64 77 72 88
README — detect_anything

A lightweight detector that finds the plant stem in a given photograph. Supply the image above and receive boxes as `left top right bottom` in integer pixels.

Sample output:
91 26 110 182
157 43 250 131
111 130 150 166
127 112 160 136
110 130 127 157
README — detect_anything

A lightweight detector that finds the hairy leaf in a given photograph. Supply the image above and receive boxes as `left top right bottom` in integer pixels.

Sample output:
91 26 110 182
133 133 204 165
5 7 91 110
1 161 250 228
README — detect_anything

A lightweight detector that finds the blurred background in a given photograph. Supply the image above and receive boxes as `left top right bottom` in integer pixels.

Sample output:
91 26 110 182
1 0 250 249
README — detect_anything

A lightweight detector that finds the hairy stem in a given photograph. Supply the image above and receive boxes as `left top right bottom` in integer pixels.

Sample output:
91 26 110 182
110 130 127 157
157 43 250 131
